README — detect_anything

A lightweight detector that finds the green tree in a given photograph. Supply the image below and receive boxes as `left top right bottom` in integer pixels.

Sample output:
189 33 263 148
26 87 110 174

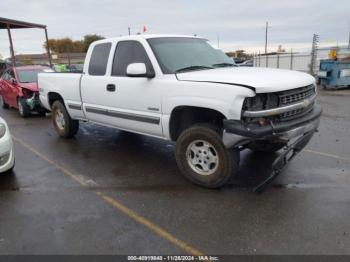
82 34 105 52
45 38 84 53
44 34 105 54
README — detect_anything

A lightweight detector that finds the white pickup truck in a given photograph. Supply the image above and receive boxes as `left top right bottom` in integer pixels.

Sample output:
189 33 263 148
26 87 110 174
39 35 321 189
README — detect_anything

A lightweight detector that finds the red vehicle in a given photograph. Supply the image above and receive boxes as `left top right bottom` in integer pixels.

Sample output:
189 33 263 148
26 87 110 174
0 66 53 117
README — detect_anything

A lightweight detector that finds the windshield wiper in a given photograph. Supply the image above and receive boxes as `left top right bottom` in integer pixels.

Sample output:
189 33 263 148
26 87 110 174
212 62 236 68
175 65 213 73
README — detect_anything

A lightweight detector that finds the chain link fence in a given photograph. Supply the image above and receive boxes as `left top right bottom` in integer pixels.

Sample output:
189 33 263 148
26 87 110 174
253 46 349 75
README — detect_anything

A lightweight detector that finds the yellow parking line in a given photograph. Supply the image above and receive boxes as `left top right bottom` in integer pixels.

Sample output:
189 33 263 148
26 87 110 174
12 136 88 187
96 192 203 256
304 149 350 162
12 135 204 256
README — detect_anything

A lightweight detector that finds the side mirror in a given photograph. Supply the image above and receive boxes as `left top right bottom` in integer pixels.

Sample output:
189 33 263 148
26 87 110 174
11 78 17 85
126 63 155 78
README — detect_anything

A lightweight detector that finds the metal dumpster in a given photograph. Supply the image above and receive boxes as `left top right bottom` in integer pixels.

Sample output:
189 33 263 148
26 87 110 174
318 59 350 89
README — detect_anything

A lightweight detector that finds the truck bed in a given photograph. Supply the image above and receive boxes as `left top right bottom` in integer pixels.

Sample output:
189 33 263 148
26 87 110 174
38 72 84 118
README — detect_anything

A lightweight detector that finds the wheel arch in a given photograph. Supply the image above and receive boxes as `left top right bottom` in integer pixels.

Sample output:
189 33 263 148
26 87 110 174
47 92 64 108
168 105 227 141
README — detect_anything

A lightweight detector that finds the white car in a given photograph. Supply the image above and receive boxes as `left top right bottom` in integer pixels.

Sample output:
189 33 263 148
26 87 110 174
38 35 321 188
0 117 15 174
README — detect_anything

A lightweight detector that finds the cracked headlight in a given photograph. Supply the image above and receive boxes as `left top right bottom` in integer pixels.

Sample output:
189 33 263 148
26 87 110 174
0 123 6 138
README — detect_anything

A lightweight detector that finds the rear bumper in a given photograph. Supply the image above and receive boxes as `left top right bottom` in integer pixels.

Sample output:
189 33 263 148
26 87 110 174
223 104 322 148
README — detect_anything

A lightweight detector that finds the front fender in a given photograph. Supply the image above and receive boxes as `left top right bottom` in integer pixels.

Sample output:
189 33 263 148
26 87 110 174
164 96 232 119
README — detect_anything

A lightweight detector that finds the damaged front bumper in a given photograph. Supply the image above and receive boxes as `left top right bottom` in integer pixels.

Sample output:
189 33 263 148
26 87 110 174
223 104 322 192
23 92 42 111
222 104 322 149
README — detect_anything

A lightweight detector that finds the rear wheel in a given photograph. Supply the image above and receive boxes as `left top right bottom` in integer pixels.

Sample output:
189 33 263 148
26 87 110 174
18 98 31 118
52 100 79 138
175 124 240 188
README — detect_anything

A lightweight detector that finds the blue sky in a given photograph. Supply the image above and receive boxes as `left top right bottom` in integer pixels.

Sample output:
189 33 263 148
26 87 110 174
0 0 349 58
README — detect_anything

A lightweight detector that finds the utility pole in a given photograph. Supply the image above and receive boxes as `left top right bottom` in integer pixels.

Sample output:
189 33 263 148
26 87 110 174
265 21 268 54
6 24 16 68
128 27 131 36
348 30 350 50
216 33 220 48
310 34 319 76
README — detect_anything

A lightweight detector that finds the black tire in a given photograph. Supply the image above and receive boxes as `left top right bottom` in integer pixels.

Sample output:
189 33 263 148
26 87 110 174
18 98 31 118
247 140 287 153
175 124 240 188
1 96 9 109
51 100 79 138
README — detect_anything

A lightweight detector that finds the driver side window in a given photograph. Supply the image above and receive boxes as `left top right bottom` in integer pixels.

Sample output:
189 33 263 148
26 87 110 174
111 41 153 77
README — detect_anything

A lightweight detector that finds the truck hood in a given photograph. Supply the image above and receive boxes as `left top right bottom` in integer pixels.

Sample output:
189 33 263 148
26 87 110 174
176 67 315 93
20 82 39 92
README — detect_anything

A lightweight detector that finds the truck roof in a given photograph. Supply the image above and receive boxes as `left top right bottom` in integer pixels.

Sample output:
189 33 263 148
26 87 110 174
93 34 206 44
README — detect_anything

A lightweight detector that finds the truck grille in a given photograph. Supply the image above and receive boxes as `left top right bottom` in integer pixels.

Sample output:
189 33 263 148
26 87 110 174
243 84 316 123
279 84 315 106
278 85 315 121
279 103 314 121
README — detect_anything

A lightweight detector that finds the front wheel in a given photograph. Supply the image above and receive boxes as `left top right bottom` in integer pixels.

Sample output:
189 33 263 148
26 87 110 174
175 124 240 188
18 98 31 118
52 100 79 138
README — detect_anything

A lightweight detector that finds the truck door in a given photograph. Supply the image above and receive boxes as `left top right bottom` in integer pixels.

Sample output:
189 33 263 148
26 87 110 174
1 69 17 107
81 40 163 137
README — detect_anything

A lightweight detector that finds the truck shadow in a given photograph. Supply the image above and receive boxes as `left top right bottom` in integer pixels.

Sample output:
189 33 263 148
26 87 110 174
230 149 278 189
98 129 279 191
51 122 282 193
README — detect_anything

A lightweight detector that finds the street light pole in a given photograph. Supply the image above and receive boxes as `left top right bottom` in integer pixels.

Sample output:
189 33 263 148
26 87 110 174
265 21 268 54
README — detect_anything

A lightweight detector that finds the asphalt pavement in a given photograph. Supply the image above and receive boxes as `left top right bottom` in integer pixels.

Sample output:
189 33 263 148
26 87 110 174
0 88 350 255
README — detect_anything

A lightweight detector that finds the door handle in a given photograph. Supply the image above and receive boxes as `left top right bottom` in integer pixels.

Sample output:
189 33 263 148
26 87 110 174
106 84 116 92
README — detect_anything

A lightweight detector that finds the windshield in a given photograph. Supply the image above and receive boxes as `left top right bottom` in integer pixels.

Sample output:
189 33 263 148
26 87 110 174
17 68 53 83
147 37 234 74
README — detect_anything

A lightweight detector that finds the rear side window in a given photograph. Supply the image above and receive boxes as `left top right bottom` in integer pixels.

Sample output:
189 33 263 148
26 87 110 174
112 41 153 76
88 43 111 76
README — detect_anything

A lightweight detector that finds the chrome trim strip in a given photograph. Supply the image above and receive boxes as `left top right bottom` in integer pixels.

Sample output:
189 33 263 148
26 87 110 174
243 94 317 118
85 106 160 125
